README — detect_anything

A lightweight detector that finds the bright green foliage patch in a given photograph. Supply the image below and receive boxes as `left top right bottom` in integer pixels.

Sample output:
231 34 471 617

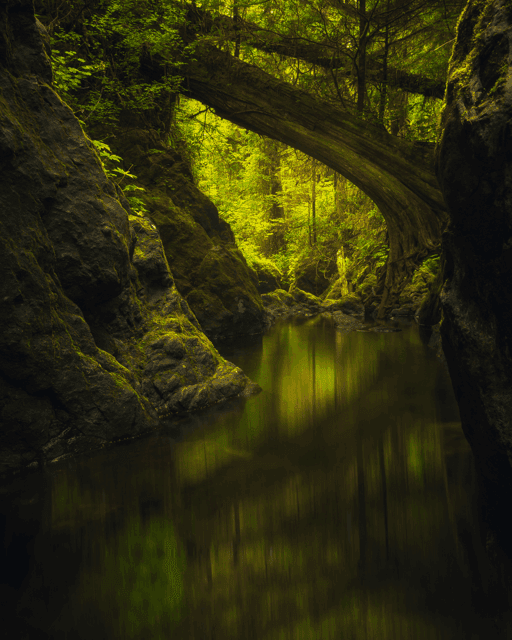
176 99 390 298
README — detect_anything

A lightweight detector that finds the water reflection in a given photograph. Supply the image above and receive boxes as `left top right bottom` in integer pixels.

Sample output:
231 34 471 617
0 316 496 638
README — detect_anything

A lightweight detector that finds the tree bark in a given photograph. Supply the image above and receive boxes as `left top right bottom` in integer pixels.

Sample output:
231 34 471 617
311 158 317 245
378 2 390 124
356 0 368 113
263 138 286 255
181 42 448 315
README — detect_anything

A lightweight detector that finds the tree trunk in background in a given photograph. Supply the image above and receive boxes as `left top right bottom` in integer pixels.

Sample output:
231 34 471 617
311 158 317 245
357 0 368 113
262 138 286 256
233 1 240 59
181 42 448 316
378 2 390 125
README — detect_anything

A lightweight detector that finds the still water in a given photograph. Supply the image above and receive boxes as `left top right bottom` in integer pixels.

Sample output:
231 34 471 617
0 315 497 639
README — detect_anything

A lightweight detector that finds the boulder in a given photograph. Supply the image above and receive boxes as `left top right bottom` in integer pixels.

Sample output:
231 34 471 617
323 295 365 317
260 288 303 318
331 311 366 332
291 258 335 296
290 288 323 308
261 288 294 307
437 0 512 560
0 1 259 477
250 258 283 293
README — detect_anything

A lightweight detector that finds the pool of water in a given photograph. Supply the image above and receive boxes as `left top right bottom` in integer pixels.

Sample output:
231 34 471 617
0 315 496 638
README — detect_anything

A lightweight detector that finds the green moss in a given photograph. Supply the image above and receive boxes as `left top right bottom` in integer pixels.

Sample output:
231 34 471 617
265 289 296 305
446 0 502 106
290 287 322 306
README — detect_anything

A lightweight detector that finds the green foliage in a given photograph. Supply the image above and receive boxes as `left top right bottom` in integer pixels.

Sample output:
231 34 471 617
51 50 96 103
400 254 441 303
177 97 390 296
40 0 191 126
412 255 440 287
91 140 148 215
37 0 461 301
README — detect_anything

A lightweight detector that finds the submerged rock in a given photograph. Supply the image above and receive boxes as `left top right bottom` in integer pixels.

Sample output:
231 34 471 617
331 311 366 332
0 2 259 477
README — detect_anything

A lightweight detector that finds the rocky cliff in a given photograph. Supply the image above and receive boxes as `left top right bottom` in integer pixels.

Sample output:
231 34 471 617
437 0 512 567
0 0 259 477
93 124 267 343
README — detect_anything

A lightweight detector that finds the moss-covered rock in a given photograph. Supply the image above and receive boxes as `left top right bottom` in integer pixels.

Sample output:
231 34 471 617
0 3 260 477
262 289 296 306
261 289 296 316
291 257 336 296
92 126 266 343
290 287 323 308
322 294 364 317
331 310 366 332
249 257 283 293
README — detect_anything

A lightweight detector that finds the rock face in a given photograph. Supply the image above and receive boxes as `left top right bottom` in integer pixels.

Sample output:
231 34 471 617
0 0 259 477
94 126 266 344
437 0 512 557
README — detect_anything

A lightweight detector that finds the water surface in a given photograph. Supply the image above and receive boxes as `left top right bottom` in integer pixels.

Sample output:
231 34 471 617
0 315 493 638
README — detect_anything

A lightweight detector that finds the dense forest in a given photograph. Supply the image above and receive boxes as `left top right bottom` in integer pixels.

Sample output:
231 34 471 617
34 0 466 315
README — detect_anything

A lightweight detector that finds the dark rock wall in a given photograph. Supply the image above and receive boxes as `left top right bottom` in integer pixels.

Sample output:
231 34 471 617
93 125 267 343
0 0 258 477
437 0 512 559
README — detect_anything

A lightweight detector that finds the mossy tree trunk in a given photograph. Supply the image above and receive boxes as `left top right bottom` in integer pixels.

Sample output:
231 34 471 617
181 43 448 315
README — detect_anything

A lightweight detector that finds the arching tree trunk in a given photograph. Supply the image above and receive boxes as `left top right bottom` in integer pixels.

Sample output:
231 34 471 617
181 43 448 315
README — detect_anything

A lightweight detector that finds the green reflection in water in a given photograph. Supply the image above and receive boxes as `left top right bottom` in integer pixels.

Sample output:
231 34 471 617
1 317 494 639
77 515 185 639
168 317 485 639
45 452 186 639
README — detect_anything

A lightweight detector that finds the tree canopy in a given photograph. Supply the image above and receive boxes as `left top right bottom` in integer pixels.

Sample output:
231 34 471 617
35 0 467 313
